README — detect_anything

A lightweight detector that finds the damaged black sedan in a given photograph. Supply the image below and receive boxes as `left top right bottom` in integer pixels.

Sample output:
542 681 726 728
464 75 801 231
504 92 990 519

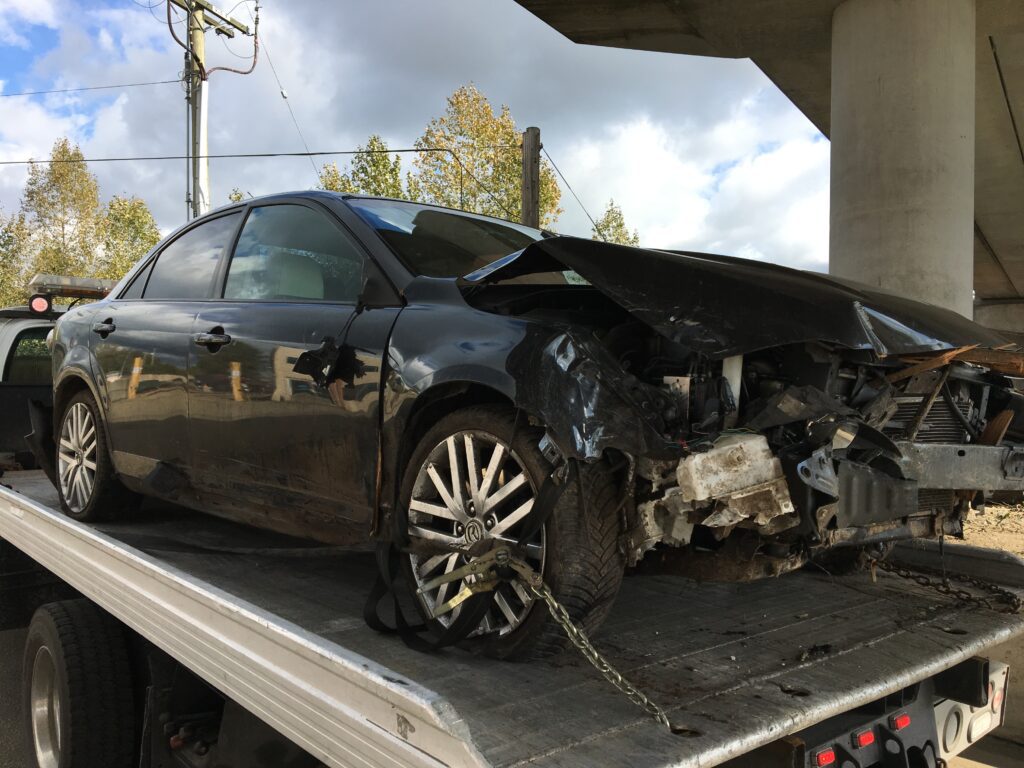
46 192 1024 659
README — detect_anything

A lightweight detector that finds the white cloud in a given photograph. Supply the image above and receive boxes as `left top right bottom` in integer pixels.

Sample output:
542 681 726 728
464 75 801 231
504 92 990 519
0 0 58 47
0 0 831 271
555 97 830 268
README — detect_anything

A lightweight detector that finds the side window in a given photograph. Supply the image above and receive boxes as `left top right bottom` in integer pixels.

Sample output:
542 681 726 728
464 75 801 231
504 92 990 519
224 205 366 302
119 259 154 300
144 213 240 300
4 327 52 385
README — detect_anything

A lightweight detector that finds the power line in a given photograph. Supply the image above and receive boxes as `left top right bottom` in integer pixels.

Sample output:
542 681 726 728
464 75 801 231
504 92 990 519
0 146 518 166
248 4 319 180
0 80 180 98
541 146 606 241
446 151 520 221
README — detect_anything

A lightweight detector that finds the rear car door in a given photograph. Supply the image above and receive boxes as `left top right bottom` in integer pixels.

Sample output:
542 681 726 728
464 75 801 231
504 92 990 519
91 211 241 483
187 201 399 530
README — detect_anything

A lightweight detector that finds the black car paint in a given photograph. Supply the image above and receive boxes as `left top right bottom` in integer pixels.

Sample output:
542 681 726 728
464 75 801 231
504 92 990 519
51 192 1011 546
467 236 1009 358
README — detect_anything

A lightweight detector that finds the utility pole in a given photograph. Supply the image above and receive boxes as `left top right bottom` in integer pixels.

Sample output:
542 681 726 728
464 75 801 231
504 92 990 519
169 0 255 219
188 6 209 218
521 126 541 228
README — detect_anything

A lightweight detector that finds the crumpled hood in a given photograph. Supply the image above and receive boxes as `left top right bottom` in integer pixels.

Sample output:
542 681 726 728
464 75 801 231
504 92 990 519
463 236 1009 358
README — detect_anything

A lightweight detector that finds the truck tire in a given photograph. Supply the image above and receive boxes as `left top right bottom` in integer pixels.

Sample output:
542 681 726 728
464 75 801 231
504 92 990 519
56 390 135 521
400 405 625 660
22 600 136 768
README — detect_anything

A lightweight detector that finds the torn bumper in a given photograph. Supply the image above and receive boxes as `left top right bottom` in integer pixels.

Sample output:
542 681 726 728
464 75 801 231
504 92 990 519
896 442 1024 492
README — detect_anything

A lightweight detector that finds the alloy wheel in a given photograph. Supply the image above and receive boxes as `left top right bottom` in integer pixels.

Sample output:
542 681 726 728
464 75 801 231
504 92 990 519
58 402 98 514
408 430 545 637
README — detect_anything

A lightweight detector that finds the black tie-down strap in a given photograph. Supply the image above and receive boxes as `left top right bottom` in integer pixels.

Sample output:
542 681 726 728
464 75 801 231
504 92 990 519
363 461 572 653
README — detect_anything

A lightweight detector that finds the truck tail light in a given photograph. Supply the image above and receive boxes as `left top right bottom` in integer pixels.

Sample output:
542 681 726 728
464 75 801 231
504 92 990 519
853 728 875 748
890 712 911 731
814 748 836 766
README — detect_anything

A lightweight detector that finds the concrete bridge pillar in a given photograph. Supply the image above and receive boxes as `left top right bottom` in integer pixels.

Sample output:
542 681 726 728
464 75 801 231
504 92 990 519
829 0 976 318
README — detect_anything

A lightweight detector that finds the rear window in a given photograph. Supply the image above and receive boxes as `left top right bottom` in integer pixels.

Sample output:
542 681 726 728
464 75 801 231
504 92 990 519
4 326 51 385
144 212 241 300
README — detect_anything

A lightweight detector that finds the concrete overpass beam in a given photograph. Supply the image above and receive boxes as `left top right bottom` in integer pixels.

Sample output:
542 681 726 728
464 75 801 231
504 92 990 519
829 0 976 318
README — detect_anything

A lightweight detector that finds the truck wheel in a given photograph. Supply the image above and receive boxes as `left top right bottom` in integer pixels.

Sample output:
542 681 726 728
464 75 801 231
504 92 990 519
400 405 625 660
56 390 133 521
22 600 136 768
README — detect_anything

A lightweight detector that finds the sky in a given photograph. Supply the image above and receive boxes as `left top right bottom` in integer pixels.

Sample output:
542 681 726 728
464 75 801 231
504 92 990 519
0 0 830 269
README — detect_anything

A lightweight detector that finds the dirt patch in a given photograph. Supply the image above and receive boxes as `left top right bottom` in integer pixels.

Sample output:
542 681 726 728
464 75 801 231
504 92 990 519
961 504 1024 559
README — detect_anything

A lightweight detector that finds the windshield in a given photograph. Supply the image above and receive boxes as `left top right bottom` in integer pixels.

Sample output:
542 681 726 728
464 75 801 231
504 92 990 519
346 198 545 278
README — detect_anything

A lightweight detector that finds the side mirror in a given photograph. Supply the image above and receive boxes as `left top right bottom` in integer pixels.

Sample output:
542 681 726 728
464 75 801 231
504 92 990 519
357 259 400 310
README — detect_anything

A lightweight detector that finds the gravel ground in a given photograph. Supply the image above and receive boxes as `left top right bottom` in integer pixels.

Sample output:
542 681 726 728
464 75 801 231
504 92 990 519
963 503 1024 558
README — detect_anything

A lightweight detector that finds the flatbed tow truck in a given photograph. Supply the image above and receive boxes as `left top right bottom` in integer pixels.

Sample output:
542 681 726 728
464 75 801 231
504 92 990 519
1 468 1023 768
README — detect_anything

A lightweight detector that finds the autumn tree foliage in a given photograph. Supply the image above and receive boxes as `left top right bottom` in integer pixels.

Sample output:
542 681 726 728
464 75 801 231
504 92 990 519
408 85 562 227
319 135 404 199
592 199 639 246
0 138 161 307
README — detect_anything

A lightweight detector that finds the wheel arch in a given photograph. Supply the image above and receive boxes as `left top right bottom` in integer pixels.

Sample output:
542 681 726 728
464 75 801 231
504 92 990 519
52 371 116 468
378 378 522 538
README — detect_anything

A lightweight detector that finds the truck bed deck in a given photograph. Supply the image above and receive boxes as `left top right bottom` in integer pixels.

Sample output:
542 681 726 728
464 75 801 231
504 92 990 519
3 469 1023 768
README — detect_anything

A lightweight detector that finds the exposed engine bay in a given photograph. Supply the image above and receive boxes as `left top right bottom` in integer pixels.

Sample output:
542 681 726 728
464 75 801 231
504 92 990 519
622 337 1024 579
462 238 1024 581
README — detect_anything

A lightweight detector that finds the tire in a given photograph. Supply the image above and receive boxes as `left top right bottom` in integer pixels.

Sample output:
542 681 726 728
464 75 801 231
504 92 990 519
56 390 135 521
400 404 625 660
22 600 136 768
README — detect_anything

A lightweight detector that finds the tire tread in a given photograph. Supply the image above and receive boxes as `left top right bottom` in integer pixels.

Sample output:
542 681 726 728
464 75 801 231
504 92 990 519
22 599 135 768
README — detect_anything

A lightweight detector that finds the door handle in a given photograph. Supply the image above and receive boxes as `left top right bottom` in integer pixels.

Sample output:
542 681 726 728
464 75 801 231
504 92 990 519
192 332 232 348
91 319 116 336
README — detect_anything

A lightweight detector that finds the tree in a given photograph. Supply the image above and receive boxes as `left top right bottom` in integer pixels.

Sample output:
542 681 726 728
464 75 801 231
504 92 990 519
408 85 562 227
0 139 163 306
97 195 160 281
21 139 105 279
0 210 29 307
318 135 405 199
592 199 639 246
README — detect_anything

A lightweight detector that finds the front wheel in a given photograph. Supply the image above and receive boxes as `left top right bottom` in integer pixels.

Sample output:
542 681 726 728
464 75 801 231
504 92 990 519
400 405 626 660
56 390 134 521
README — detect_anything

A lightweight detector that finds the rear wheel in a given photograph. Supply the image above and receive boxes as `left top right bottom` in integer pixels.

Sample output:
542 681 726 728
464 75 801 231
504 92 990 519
401 405 625 660
22 600 136 768
56 390 134 521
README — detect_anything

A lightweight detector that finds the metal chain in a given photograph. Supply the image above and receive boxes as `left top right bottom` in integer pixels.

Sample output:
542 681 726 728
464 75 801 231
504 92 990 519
526 582 696 734
871 558 1023 615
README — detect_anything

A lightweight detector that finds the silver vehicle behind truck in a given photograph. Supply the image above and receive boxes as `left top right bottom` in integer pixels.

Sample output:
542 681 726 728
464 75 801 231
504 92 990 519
0 276 113 469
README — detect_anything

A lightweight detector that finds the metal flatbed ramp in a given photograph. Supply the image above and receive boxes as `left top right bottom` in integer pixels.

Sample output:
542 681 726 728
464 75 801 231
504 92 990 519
3 472 1024 768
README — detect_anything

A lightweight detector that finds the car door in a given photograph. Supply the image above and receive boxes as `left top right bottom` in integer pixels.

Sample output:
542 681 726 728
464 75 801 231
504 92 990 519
91 211 242 484
187 201 400 530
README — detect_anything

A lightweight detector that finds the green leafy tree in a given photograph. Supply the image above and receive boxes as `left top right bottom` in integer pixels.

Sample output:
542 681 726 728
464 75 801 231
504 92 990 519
0 210 29 307
97 195 161 281
21 138 104 278
0 139 163 307
592 199 639 246
318 135 405 198
407 85 562 227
